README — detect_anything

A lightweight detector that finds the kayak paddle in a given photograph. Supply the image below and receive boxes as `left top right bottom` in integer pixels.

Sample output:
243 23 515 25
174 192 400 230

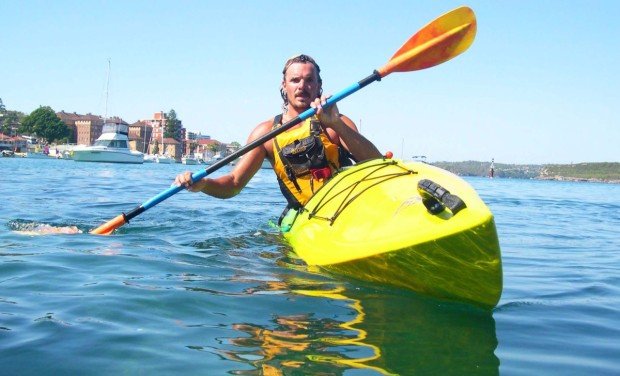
91 6 477 235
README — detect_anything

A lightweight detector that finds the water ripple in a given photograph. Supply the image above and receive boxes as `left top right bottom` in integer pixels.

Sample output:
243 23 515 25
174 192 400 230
1 159 619 375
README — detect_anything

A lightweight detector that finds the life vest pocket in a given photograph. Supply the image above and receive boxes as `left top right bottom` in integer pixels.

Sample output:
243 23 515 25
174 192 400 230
280 134 329 177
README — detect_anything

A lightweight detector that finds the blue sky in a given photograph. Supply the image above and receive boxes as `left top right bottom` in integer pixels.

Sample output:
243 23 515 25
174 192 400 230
2 1 618 164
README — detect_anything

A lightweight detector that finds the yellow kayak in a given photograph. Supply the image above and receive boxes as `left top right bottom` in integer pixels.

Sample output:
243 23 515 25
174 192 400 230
281 158 502 308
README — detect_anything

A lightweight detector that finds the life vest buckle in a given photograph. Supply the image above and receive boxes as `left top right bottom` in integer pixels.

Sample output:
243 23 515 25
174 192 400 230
311 167 332 181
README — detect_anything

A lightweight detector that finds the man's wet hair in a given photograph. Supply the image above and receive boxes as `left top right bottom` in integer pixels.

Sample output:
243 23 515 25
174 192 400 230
282 54 322 84
280 54 323 111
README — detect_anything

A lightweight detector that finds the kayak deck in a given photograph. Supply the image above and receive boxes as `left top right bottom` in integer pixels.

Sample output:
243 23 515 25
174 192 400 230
282 158 502 308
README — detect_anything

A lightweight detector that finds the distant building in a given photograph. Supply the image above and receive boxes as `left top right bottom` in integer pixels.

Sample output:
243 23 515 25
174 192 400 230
56 111 82 143
75 114 104 146
0 134 27 152
186 131 198 141
185 131 218 157
194 138 227 160
57 111 104 146
160 138 181 160
128 120 152 154
141 111 186 161
0 133 14 151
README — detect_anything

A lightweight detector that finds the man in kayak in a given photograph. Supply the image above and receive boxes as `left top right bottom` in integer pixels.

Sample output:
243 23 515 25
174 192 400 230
175 54 381 209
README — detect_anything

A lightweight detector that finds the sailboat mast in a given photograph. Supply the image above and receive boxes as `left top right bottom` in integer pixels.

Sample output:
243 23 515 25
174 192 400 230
104 58 111 121
161 114 164 155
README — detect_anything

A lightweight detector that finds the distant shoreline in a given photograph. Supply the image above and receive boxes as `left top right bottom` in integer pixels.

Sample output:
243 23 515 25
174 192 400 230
432 161 620 184
536 176 620 184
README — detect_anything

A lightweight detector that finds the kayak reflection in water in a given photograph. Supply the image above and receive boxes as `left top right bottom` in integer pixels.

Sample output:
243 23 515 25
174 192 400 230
220 281 394 375
218 279 498 375
174 54 381 214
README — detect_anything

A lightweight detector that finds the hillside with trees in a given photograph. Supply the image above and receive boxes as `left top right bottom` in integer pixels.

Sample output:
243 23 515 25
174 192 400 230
432 161 620 183
0 98 26 136
540 163 620 182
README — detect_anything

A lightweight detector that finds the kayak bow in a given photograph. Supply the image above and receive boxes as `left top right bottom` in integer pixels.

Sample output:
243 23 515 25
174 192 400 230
281 158 502 308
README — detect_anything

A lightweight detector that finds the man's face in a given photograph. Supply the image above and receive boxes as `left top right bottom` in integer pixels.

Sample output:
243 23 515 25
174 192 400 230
281 62 321 111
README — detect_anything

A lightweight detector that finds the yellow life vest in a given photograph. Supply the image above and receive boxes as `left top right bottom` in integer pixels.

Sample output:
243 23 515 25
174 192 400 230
272 115 342 208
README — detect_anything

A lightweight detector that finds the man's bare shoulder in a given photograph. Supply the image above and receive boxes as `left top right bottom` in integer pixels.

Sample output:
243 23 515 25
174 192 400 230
246 116 278 155
254 117 275 135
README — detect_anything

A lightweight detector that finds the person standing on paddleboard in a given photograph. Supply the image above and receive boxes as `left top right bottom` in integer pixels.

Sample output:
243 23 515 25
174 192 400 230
174 54 382 209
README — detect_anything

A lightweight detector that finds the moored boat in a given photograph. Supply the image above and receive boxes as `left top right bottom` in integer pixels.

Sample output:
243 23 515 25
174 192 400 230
144 154 176 163
73 121 144 164
73 59 142 164
156 154 176 164
182 155 198 165
280 158 502 308
143 154 157 163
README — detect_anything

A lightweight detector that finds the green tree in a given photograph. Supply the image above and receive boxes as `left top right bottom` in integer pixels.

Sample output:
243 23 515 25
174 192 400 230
0 98 6 134
153 140 159 154
0 120 8 135
164 109 181 140
0 99 26 136
208 143 220 154
1 112 20 135
19 106 70 143
230 141 241 150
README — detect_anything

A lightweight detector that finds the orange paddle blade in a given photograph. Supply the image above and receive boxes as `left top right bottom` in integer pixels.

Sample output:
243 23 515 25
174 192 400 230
90 214 126 235
377 6 476 77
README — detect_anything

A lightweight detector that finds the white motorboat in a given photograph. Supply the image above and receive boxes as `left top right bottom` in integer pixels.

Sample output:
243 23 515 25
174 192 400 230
144 153 175 164
156 154 176 164
72 59 143 164
73 121 144 164
144 154 157 163
182 155 198 165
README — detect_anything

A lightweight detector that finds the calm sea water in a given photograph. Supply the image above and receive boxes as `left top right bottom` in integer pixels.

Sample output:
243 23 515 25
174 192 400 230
1 157 618 375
